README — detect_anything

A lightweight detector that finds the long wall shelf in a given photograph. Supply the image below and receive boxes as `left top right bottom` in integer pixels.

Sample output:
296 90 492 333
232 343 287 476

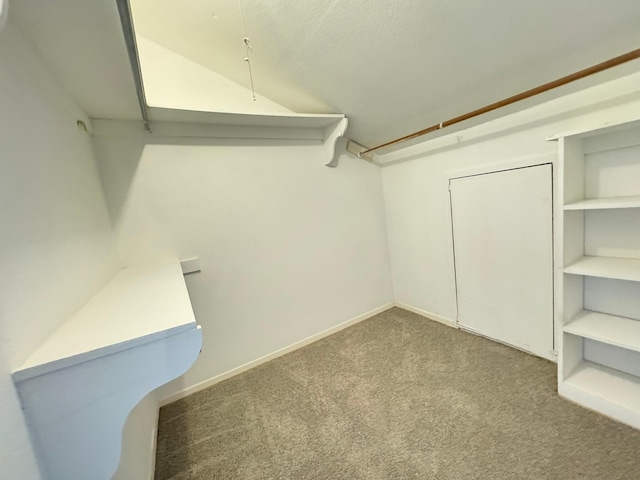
14 260 198 381
12 259 202 480
564 195 640 210
564 256 640 282
564 310 640 353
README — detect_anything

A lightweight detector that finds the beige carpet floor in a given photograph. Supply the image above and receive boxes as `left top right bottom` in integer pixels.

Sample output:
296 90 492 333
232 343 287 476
155 307 640 479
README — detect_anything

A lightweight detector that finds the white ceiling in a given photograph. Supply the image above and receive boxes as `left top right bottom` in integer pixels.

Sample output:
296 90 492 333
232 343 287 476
10 0 640 149
131 0 640 147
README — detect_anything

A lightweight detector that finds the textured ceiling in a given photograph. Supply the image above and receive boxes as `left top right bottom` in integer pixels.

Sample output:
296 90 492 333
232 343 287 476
10 1 640 148
130 0 640 147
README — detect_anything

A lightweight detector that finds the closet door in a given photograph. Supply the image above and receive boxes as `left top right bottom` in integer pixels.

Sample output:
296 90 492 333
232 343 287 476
450 164 553 359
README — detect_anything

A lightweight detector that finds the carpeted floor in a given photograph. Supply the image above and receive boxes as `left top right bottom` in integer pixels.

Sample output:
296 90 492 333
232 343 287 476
155 307 640 480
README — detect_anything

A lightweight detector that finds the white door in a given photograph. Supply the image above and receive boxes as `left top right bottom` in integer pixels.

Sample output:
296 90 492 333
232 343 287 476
450 164 553 359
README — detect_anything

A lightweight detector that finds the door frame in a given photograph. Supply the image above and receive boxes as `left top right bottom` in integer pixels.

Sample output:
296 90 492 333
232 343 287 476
442 153 558 360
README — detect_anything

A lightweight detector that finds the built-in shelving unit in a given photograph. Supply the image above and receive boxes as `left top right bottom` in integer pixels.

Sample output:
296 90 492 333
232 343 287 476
12 259 202 480
554 117 640 430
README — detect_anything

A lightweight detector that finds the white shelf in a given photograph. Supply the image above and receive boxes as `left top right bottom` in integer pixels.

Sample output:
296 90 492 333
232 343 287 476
564 195 640 210
560 362 640 429
565 310 640 353
13 259 197 382
147 106 345 129
11 258 202 479
564 256 640 282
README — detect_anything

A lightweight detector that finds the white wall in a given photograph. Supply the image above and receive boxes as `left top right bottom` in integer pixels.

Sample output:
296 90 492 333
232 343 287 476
0 22 118 479
93 133 394 401
381 71 640 322
137 35 292 115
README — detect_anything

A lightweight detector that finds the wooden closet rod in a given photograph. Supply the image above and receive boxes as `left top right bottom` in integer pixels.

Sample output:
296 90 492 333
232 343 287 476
361 48 640 156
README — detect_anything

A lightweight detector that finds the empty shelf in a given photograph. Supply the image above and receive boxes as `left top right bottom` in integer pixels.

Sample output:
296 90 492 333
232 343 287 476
564 256 640 282
564 310 640 353
564 195 640 210
560 362 640 429
13 259 197 382
147 106 345 129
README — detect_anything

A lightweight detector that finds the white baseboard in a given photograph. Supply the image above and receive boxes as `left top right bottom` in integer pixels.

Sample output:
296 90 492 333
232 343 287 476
159 302 395 406
393 302 458 328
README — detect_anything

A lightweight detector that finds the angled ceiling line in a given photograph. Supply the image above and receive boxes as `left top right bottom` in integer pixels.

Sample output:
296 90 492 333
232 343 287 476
361 47 640 157
116 0 151 132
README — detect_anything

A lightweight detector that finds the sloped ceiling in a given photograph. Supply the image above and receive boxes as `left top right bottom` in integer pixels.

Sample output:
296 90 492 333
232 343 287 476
10 0 640 149
130 0 640 147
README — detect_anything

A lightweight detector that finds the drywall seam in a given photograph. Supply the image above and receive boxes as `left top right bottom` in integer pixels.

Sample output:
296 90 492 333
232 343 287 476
158 302 395 406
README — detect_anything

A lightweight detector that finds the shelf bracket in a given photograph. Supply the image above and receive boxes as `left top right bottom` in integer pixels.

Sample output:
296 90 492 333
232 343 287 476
11 260 202 479
14 327 202 480
324 117 348 167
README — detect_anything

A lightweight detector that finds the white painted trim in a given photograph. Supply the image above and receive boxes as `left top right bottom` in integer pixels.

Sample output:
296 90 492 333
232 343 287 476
115 396 159 480
393 302 458 328
158 302 395 406
0 0 8 33
546 117 640 140
147 106 344 127
147 410 159 480
445 153 555 181
91 118 325 141
376 73 640 164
